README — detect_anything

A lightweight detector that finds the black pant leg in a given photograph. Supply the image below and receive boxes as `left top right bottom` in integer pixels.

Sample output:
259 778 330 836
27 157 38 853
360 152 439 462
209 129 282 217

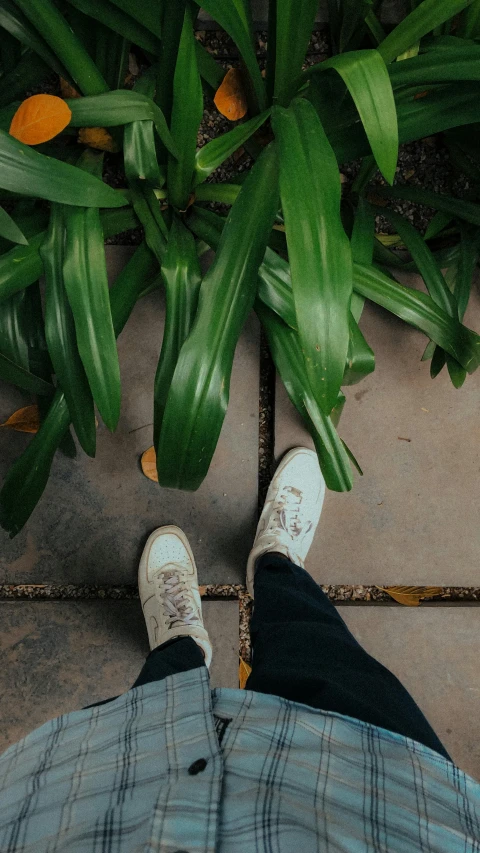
247 554 450 760
85 636 205 709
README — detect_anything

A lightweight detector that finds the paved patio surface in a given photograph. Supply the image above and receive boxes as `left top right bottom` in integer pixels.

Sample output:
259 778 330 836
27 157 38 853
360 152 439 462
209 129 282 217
0 252 479 782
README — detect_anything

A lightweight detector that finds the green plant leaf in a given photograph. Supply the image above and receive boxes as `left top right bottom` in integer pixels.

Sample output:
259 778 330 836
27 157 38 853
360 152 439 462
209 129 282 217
65 0 161 54
154 216 201 449
67 90 178 159
424 210 452 240
0 208 138 306
124 119 163 186
123 67 163 187
272 98 352 415
188 203 297 331
94 24 129 92
374 183 480 227
108 0 162 38
40 203 96 456
0 388 70 536
430 343 446 377
0 350 53 395
0 0 69 78
194 39 224 90
129 184 167 264
0 206 27 245
109 240 158 337
0 129 127 207
343 314 375 386
63 154 120 430
194 183 241 204
13 0 108 95
378 0 475 64
321 82 480 164
193 0 266 111
458 0 480 36
376 206 457 316
157 142 279 490
321 50 398 184
389 44 480 87
0 232 44 303
377 204 467 388
168 4 203 210
258 302 354 492
194 110 271 185
455 225 478 321
350 197 375 321
274 0 318 105
353 262 480 373
0 51 48 109
0 232 152 537
187 202 373 391
0 289 29 368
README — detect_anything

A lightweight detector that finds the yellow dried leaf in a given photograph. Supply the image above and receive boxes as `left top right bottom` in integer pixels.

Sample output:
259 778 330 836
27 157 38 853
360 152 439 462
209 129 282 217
0 404 40 434
377 586 444 606
9 94 72 145
60 78 80 99
239 656 252 689
78 126 118 152
214 67 248 121
141 445 158 482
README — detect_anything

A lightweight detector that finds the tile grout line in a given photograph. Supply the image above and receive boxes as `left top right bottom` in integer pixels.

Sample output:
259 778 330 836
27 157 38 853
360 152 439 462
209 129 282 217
2 584 480 602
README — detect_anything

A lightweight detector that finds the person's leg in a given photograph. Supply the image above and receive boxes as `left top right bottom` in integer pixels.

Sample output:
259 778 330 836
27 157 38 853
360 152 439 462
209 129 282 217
247 553 450 759
131 635 204 689
245 448 450 761
86 526 210 708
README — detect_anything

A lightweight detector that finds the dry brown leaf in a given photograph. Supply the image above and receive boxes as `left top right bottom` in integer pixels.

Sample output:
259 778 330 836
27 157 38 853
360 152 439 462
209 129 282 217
78 127 118 152
141 445 158 482
214 68 248 121
9 94 72 145
60 78 80 99
239 656 252 689
377 586 444 606
0 404 40 434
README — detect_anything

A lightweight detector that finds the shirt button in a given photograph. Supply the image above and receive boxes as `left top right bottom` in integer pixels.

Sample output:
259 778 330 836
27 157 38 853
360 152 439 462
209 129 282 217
188 758 208 775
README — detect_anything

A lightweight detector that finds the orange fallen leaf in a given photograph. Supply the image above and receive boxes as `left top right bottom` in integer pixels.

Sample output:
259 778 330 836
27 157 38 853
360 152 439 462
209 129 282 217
239 656 252 689
214 67 248 121
0 404 40 434
377 586 443 606
141 445 158 482
78 126 118 152
9 94 72 145
60 78 80 99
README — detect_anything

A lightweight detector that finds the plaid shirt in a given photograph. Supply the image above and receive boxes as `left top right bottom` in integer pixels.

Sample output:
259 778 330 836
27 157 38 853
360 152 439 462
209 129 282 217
1 667 479 852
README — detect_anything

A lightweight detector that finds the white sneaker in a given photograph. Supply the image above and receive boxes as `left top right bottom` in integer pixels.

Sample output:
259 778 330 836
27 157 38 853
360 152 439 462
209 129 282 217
138 525 212 668
246 447 326 597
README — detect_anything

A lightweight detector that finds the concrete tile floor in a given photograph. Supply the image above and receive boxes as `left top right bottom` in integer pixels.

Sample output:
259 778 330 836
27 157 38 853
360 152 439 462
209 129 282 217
276 276 480 586
0 249 259 586
0 600 239 752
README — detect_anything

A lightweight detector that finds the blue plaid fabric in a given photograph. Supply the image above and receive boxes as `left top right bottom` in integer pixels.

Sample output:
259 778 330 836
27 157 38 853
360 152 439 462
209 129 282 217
1 667 479 852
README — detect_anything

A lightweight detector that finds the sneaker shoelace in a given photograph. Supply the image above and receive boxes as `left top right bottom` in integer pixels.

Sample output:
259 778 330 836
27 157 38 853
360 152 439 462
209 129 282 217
156 565 201 630
266 485 311 541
